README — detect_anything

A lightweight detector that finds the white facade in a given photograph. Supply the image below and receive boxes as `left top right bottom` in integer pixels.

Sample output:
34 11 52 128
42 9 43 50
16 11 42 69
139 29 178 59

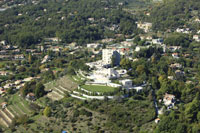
87 43 102 49
163 93 175 107
170 63 182 69
41 55 50 64
146 36 153 40
135 46 141 52
193 35 200 42
155 118 160 124
176 28 191 34
117 69 127 76
0 40 6 45
168 76 174 80
152 38 163 45
102 49 113 65
121 79 132 89
93 68 120 79
87 68 120 84
133 86 143 92
102 49 120 65
0 71 9 76
172 53 179 59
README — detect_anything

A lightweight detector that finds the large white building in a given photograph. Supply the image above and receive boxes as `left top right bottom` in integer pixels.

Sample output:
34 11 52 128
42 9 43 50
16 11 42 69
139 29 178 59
120 79 144 92
102 49 120 66
87 68 120 84
121 79 132 89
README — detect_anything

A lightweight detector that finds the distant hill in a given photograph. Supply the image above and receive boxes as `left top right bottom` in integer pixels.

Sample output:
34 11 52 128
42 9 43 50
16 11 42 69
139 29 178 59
0 0 137 47
149 0 200 31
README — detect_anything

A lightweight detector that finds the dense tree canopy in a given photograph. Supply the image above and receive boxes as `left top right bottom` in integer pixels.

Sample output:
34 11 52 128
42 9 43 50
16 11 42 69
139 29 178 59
149 0 200 31
0 0 137 47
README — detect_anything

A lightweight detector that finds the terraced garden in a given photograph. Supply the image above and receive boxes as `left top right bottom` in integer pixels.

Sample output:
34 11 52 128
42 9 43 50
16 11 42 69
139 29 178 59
45 75 78 101
0 94 32 128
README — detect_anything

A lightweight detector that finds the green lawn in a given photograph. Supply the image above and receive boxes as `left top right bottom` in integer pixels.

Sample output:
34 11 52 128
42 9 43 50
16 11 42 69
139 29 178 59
80 85 117 93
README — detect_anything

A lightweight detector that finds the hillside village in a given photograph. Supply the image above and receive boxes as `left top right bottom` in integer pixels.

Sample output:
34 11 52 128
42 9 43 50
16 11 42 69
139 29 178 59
0 0 200 132
0 19 199 130
0 18 200 130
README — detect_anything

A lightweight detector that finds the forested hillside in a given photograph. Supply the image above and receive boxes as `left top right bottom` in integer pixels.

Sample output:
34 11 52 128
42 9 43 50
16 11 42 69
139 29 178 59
149 0 200 31
0 0 137 47
1 0 200 132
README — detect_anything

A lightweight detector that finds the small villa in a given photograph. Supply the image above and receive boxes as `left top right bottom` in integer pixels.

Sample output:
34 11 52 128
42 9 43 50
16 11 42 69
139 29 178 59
1 102 7 109
26 93 36 101
155 118 160 124
163 93 176 109
172 53 179 59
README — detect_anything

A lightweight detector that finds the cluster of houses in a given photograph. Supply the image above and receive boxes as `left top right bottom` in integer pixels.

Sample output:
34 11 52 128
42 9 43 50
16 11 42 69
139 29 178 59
135 21 200 124
0 71 12 76
0 37 70 60
135 36 183 58
0 40 55 60
176 28 192 34
83 27 196 96
0 76 39 98
0 42 25 60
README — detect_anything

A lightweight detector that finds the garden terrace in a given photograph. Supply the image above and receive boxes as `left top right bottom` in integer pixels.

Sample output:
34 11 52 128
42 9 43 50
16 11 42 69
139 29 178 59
45 75 78 101
0 94 32 128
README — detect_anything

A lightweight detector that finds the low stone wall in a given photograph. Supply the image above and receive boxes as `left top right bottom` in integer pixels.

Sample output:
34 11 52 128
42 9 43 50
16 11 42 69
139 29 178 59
70 94 86 100
107 96 114 99
107 83 121 88
73 91 81 95
85 82 107 86
82 94 105 100
71 91 114 100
